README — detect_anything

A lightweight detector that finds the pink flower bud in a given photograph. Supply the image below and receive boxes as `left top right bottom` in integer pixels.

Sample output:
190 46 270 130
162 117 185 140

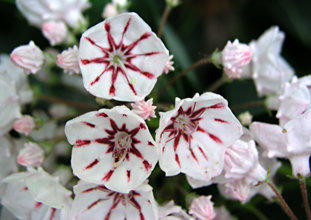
14 115 35 136
102 3 118 18
17 142 44 167
225 180 250 203
189 196 216 220
163 55 175 74
222 39 253 78
131 98 157 121
56 46 80 74
10 41 44 74
42 21 68 46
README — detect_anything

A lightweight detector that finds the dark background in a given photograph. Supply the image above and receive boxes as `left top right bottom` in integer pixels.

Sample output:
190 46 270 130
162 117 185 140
1 0 311 219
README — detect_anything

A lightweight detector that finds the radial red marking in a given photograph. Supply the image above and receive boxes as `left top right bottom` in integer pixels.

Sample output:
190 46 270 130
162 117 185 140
147 141 154 146
82 121 96 128
198 146 209 161
189 148 198 162
208 133 222 144
103 170 114 181
175 154 181 167
104 195 122 220
142 160 152 171
87 199 104 210
127 170 131 182
76 139 91 147
214 118 228 123
50 208 56 220
208 103 225 109
85 159 99 169
130 146 143 159
97 112 108 117
35 202 42 209
23 187 28 191
139 123 146 129
82 188 97 193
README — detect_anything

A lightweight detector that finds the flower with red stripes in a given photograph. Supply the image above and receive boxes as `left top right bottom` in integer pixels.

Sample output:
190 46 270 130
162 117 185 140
78 12 169 102
65 106 158 193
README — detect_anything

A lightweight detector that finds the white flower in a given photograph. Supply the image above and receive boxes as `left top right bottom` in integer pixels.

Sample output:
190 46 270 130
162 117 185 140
16 0 90 29
277 76 311 126
10 41 44 74
102 3 119 18
79 12 169 102
222 39 253 78
42 21 68 46
17 142 44 167
71 180 158 220
250 110 311 177
156 92 243 182
0 54 33 104
189 196 215 220
57 46 80 74
250 26 294 96
131 98 157 121
158 200 190 220
65 106 158 193
0 136 17 183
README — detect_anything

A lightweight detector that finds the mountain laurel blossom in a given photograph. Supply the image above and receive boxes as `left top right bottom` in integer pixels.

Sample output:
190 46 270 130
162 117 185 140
13 115 35 136
78 12 169 101
17 142 44 167
42 21 68 46
163 55 175 74
131 98 157 121
156 92 243 182
158 200 190 220
65 106 158 193
189 196 216 220
57 46 80 74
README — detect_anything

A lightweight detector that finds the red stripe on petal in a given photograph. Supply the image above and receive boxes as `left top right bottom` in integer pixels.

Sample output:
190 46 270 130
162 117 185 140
85 159 99 169
75 139 91 147
214 118 228 123
175 154 181 167
208 103 225 109
198 146 209 161
87 199 104 210
127 170 131 182
82 121 96 128
130 146 143 159
142 160 152 171
97 112 108 117
50 208 56 220
102 170 114 181
208 133 222 144
189 148 198 162
147 141 154 146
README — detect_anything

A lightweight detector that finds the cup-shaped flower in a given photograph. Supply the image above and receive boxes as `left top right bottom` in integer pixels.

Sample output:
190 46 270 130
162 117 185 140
65 106 158 193
224 140 267 184
57 46 80 74
131 98 157 121
156 92 243 181
250 110 311 177
71 180 158 220
189 196 216 220
17 142 44 167
42 21 68 46
10 41 44 74
221 39 253 79
78 12 169 102
14 115 35 136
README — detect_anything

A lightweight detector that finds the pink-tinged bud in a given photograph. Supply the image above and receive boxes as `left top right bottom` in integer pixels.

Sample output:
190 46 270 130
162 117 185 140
56 46 80 74
222 39 253 78
42 21 68 46
189 196 216 220
17 142 44 167
10 41 44 74
14 115 35 136
225 180 250 203
102 3 118 18
131 98 157 121
163 55 175 74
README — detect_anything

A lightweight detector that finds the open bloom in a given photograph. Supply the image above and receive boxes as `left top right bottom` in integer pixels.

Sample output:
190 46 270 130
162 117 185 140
10 41 44 74
14 115 35 136
42 21 68 46
57 46 80 74
156 92 243 181
17 142 44 167
131 98 157 121
79 12 169 102
189 196 216 220
250 26 294 96
16 0 90 30
158 200 190 220
221 39 253 78
250 110 311 177
65 106 158 193
71 180 158 220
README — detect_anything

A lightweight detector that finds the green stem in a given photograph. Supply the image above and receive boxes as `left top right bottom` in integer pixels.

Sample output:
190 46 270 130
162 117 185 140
158 5 172 38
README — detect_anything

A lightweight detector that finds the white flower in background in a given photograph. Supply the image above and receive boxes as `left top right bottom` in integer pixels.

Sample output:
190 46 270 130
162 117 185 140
156 92 242 182
250 110 311 177
17 142 44 167
79 12 169 102
71 180 158 220
277 76 311 126
189 196 216 220
238 111 253 126
10 41 44 74
16 0 90 30
131 98 157 121
224 140 267 184
102 3 119 18
3 167 72 209
49 104 73 118
221 39 253 79
65 106 158 193
0 54 33 104
163 55 175 74
42 21 68 46
57 46 80 74
0 73 21 136
158 200 190 220
250 26 294 96
14 115 36 136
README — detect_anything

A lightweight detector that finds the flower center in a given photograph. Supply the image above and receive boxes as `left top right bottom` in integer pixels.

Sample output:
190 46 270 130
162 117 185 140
113 132 132 168
113 55 121 64
174 114 198 135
